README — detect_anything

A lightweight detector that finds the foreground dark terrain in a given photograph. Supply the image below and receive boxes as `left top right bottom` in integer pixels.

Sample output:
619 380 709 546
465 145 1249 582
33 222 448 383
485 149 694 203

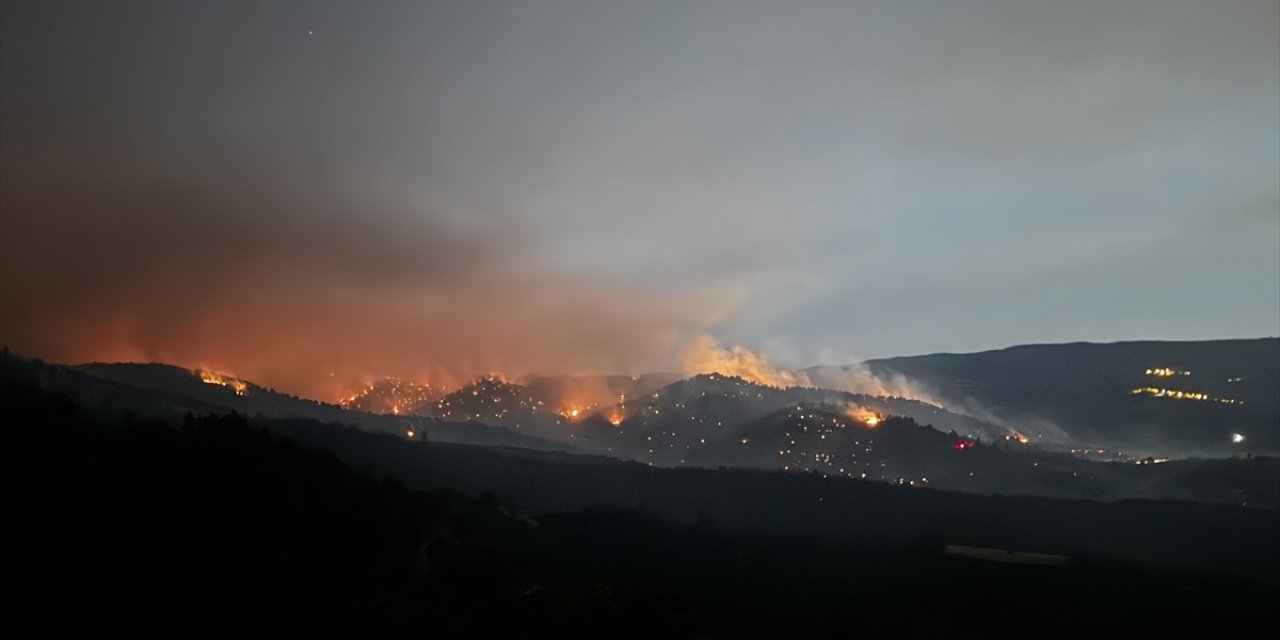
8 371 1278 637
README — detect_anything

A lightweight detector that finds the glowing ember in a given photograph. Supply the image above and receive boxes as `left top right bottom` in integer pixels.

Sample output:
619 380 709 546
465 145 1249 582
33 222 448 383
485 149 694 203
953 439 975 451
197 369 248 396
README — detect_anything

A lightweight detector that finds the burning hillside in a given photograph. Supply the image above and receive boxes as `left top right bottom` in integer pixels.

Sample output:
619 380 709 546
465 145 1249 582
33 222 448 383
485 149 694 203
432 375 551 427
340 378 441 415
197 369 248 396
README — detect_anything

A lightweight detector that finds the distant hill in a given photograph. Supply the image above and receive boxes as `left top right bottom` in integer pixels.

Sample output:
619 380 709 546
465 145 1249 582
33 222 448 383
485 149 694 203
338 377 442 415
398 372 1009 465
0 353 565 451
806 338 1280 456
429 372 1278 508
6 345 1277 507
522 372 683 410
558 373 1015 463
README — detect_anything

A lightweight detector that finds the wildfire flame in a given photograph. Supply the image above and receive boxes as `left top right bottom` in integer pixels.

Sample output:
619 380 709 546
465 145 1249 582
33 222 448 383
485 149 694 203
682 334 940 406
558 397 605 421
844 405 882 428
197 369 248 396
557 406 583 421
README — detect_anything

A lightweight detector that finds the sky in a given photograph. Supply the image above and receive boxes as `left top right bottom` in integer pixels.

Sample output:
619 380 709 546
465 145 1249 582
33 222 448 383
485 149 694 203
2 0 1277 399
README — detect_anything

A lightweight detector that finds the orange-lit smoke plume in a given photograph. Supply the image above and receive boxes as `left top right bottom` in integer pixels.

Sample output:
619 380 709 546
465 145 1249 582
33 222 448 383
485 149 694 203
682 334 944 407
0 169 732 401
680 334 809 388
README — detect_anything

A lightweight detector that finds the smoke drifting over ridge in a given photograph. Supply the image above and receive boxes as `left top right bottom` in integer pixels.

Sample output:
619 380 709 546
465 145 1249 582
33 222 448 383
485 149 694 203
681 334 940 405
803 363 945 407
680 334 807 388
0 165 736 399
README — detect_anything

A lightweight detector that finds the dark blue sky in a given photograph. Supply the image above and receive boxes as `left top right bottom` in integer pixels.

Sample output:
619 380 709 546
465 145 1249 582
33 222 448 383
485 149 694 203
2 0 1276 397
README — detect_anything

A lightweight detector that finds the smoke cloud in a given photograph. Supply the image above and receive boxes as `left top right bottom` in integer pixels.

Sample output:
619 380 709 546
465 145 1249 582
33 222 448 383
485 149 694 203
803 364 944 406
680 334 810 388
678 334 947 410
0 165 732 400
6 1 1273 404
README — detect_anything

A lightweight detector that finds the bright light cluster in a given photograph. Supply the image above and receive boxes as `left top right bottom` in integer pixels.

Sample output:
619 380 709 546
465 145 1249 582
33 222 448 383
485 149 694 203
1131 387 1243 404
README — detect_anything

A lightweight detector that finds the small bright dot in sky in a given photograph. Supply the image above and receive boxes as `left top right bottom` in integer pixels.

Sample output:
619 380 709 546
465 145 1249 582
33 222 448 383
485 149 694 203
308 30 313 35
1232 433 1246 444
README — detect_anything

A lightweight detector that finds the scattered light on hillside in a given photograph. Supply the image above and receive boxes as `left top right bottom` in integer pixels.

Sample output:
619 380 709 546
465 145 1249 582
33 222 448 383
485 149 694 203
340 378 439 415
1131 387 1242 404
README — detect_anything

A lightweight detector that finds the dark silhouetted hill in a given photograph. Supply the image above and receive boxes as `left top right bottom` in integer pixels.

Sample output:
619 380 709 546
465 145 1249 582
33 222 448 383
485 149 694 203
0 352 564 451
807 338 1280 456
